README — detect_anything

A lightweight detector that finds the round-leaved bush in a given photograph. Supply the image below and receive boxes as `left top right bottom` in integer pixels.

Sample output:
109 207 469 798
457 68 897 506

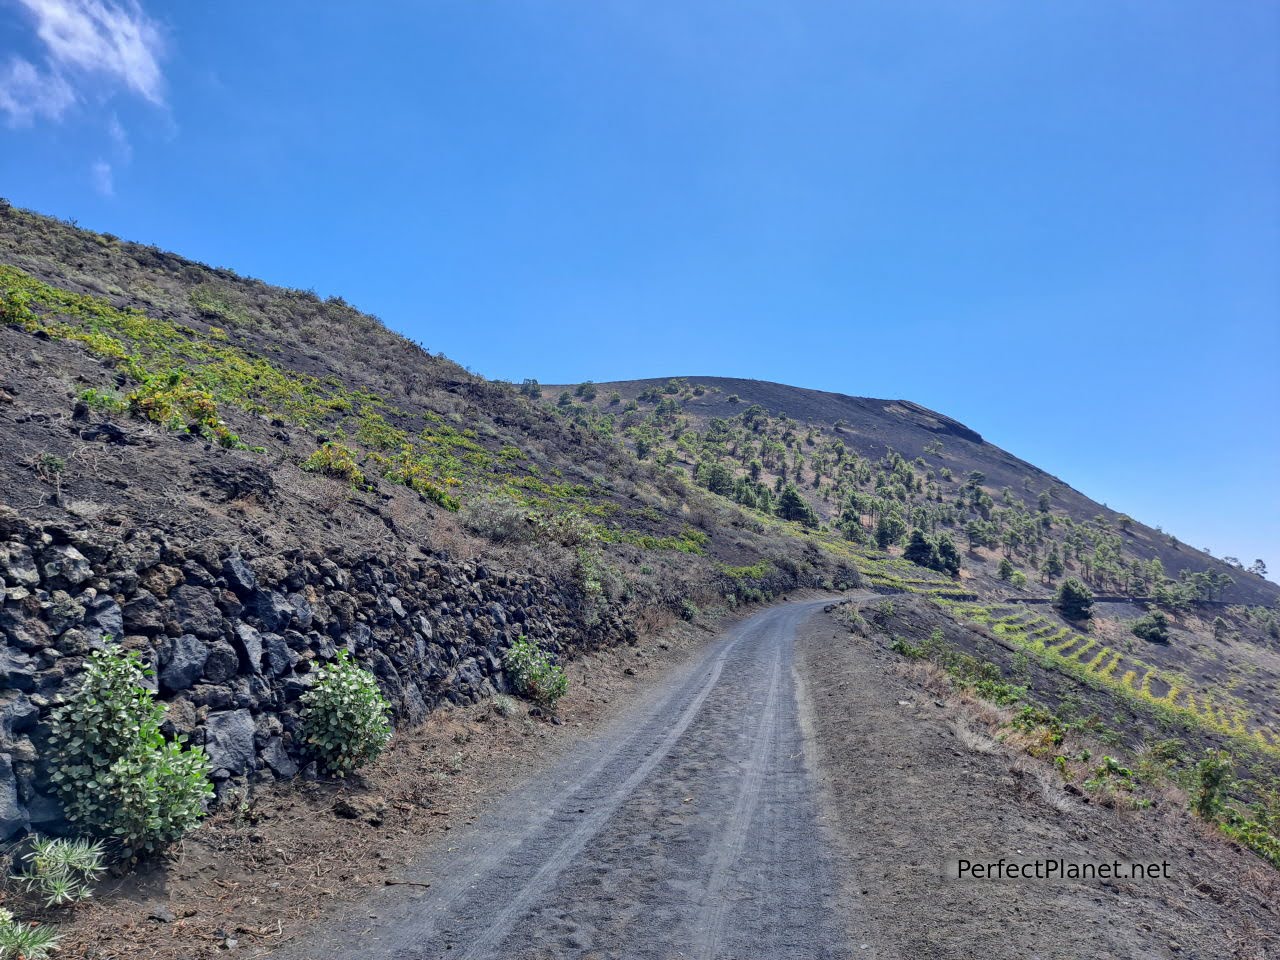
47 647 212 858
504 637 569 709
300 651 392 776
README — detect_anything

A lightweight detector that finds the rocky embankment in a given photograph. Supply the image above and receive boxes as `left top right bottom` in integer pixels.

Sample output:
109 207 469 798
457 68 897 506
0 505 635 842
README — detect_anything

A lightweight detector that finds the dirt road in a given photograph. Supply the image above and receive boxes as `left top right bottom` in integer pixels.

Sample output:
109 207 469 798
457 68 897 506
273 599 853 960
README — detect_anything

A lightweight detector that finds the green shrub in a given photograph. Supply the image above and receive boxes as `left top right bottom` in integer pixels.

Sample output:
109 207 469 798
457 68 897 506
573 547 612 625
1220 787 1280 868
1054 577 1094 621
0 908 60 959
1191 750 1233 819
78 387 127 413
1131 610 1170 643
534 510 598 547
972 677 1025 707
504 637 569 709
301 441 367 488
46 648 212 857
13 837 105 907
1011 705 1067 745
1084 755 1136 796
300 651 392 776
890 636 927 659
127 371 245 448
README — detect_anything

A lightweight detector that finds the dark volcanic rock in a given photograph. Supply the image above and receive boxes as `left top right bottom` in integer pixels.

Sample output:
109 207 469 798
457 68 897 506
203 708 255 776
84 594 124 639
0 754 27 841
122 589 165 635
261 736 298 778
223 551 257 596
40 544 93 587
170 585 224 639
158 633 209 693
0 645 36 692
0 543 39 587
253 590 294 632
234 623 264 674
203 641 241 684
262 632 296 677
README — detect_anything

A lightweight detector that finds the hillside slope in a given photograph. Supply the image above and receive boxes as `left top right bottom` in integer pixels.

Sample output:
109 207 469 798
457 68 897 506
552 375 1277 608
0 207 846 843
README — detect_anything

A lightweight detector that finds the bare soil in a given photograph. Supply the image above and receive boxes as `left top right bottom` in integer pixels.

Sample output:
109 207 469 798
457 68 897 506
796 602 1280 960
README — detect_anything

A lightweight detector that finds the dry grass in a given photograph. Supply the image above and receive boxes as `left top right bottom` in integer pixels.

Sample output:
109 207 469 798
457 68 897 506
1010 755 1075 813
951 717 1000 754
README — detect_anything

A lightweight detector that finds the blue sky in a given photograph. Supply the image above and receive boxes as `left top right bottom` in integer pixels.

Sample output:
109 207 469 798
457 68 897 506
2 1 1277 573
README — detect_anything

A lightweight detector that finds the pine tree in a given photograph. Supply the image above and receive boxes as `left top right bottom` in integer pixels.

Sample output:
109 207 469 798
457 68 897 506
936 535 961 577
1054 578 1094 621
1041 546 1064 583
904 529 937 568
776 483 817 527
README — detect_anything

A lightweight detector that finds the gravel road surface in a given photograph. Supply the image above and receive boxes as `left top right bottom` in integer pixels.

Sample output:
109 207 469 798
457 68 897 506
275 599 853 960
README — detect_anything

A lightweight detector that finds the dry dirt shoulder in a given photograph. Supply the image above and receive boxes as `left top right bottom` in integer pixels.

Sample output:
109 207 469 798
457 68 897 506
796 605 1280 960
40 605 758 960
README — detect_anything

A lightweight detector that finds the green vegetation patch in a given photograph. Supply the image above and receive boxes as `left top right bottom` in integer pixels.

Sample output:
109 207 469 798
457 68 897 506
942 600 1280 760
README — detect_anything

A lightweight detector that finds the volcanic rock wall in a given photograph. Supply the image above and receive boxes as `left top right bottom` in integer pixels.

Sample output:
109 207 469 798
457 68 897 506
0 505 634 842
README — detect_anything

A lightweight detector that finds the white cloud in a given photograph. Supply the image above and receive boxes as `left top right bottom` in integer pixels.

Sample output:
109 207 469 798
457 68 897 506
20 0 164 102
90 158 113 196
0 0 165 125
0 57 75 124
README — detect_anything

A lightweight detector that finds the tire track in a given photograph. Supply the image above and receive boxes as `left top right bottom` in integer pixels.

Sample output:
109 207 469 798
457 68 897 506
688 647 783 959
450 618 769 960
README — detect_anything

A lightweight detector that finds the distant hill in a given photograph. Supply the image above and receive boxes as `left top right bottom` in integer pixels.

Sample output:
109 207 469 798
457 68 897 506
549 376 1277 608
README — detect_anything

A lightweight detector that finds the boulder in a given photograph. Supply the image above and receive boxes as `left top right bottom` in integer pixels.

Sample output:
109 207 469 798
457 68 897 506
0 754 28 842
0 609 48 651
260 736 298 778
170 585 224 639
45 590 85 634
191 684 234 710
84 594 123 639
233 623 264 674
203 641 241 684
0 693 38 743
288 592 314 630
0 543 39 587
158 634 208 693
0 645 36 692
222 552 258 596
122 590 165 635
203 709 255 776
40 544 93 587
253 590 294 632
261 633 296 677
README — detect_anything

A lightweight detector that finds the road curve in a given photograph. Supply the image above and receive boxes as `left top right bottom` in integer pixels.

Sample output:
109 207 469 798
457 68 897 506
273 599 853 960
